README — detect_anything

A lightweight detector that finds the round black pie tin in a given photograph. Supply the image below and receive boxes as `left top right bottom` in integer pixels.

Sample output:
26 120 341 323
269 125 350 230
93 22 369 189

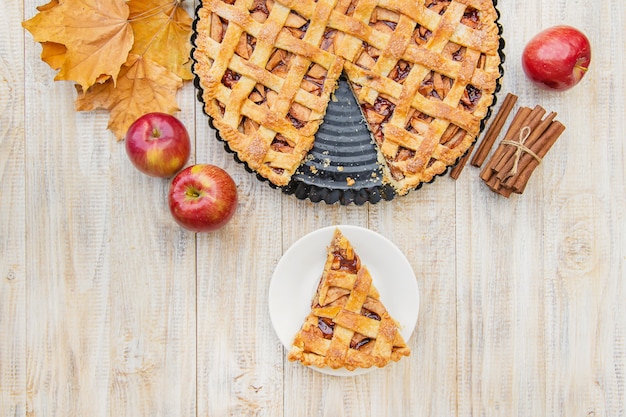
191 0 505 205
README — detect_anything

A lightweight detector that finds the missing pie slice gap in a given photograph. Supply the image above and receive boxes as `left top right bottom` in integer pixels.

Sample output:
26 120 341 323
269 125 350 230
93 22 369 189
288 228 410 370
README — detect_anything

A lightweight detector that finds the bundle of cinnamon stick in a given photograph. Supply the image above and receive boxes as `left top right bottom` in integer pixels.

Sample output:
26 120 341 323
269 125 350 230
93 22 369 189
479 103 566 197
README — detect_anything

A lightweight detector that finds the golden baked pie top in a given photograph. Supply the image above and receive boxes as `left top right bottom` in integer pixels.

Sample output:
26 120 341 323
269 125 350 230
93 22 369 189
193 0 501 195
288 228 410 370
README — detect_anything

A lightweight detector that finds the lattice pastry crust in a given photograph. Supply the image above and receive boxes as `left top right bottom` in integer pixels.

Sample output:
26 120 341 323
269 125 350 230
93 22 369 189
288 228 410 370
193 0 501 194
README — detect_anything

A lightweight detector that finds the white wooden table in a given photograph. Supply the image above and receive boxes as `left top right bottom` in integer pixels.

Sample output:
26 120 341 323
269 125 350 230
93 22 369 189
2 1 625 416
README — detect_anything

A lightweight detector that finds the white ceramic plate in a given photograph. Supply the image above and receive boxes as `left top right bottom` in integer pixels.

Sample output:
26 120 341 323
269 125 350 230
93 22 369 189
269 225 419 376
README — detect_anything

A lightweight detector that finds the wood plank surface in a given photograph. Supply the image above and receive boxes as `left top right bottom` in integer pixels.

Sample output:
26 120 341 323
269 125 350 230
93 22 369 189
1 0 625 416
1 1 25 415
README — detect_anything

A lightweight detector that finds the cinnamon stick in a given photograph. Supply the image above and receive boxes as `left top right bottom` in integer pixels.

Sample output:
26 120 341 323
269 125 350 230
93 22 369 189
496 111 557 182
510 121 566 193
480 106 532 182
492 105 546 175
471 93 518 167
498 112 557 187
449 144 473 179
485 174 512 197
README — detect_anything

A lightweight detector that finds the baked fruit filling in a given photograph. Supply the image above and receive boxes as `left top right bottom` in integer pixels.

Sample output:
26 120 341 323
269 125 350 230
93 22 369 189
462 7 482 29
284 11 310 39
419 71 454 101
426 0 450 15
413 24 433 46
301 63 327 96
193 0 501 194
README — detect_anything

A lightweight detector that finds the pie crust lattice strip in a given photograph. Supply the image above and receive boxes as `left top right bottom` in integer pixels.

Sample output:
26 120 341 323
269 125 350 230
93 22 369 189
192 0 502 197
288 228 410 370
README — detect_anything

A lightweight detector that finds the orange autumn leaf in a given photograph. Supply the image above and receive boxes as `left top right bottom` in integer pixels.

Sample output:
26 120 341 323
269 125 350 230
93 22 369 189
75 55 183 140
23 0 134 91
129 0 193 80
54 0 133 91
39 42 67 70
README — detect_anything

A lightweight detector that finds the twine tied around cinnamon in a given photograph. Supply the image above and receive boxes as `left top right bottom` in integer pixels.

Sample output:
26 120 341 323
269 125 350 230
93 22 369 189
479 103 566 197
500 126 541 180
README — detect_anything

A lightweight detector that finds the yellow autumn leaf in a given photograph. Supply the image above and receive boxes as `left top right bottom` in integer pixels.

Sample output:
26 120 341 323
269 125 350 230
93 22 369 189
75 55 183 140
23 0 134 91
129 0 193 80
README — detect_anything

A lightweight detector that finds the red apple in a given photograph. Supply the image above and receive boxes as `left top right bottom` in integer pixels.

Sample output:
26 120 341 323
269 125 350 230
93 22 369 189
168 164 238 232
522 25 591 91
125 112 191 177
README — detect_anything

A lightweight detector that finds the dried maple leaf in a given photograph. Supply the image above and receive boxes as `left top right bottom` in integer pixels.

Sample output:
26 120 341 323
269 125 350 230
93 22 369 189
129 0 193 80
23 0 134 91
23 0 194 140
75 55 183 140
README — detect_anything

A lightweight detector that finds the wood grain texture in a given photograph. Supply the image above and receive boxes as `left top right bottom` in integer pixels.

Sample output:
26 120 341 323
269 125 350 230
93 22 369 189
456 2 626 416
19 2 198 417
2 0 625 416
194 73 287 416
0 1 25 416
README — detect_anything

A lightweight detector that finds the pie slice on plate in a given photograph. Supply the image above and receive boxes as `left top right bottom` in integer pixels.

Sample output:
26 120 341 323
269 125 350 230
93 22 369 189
192 0 501 195
288 228 410 370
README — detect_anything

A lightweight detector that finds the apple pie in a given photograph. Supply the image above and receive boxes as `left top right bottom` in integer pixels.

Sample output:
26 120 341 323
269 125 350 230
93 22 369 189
288 228 410 370
192 0 501 195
